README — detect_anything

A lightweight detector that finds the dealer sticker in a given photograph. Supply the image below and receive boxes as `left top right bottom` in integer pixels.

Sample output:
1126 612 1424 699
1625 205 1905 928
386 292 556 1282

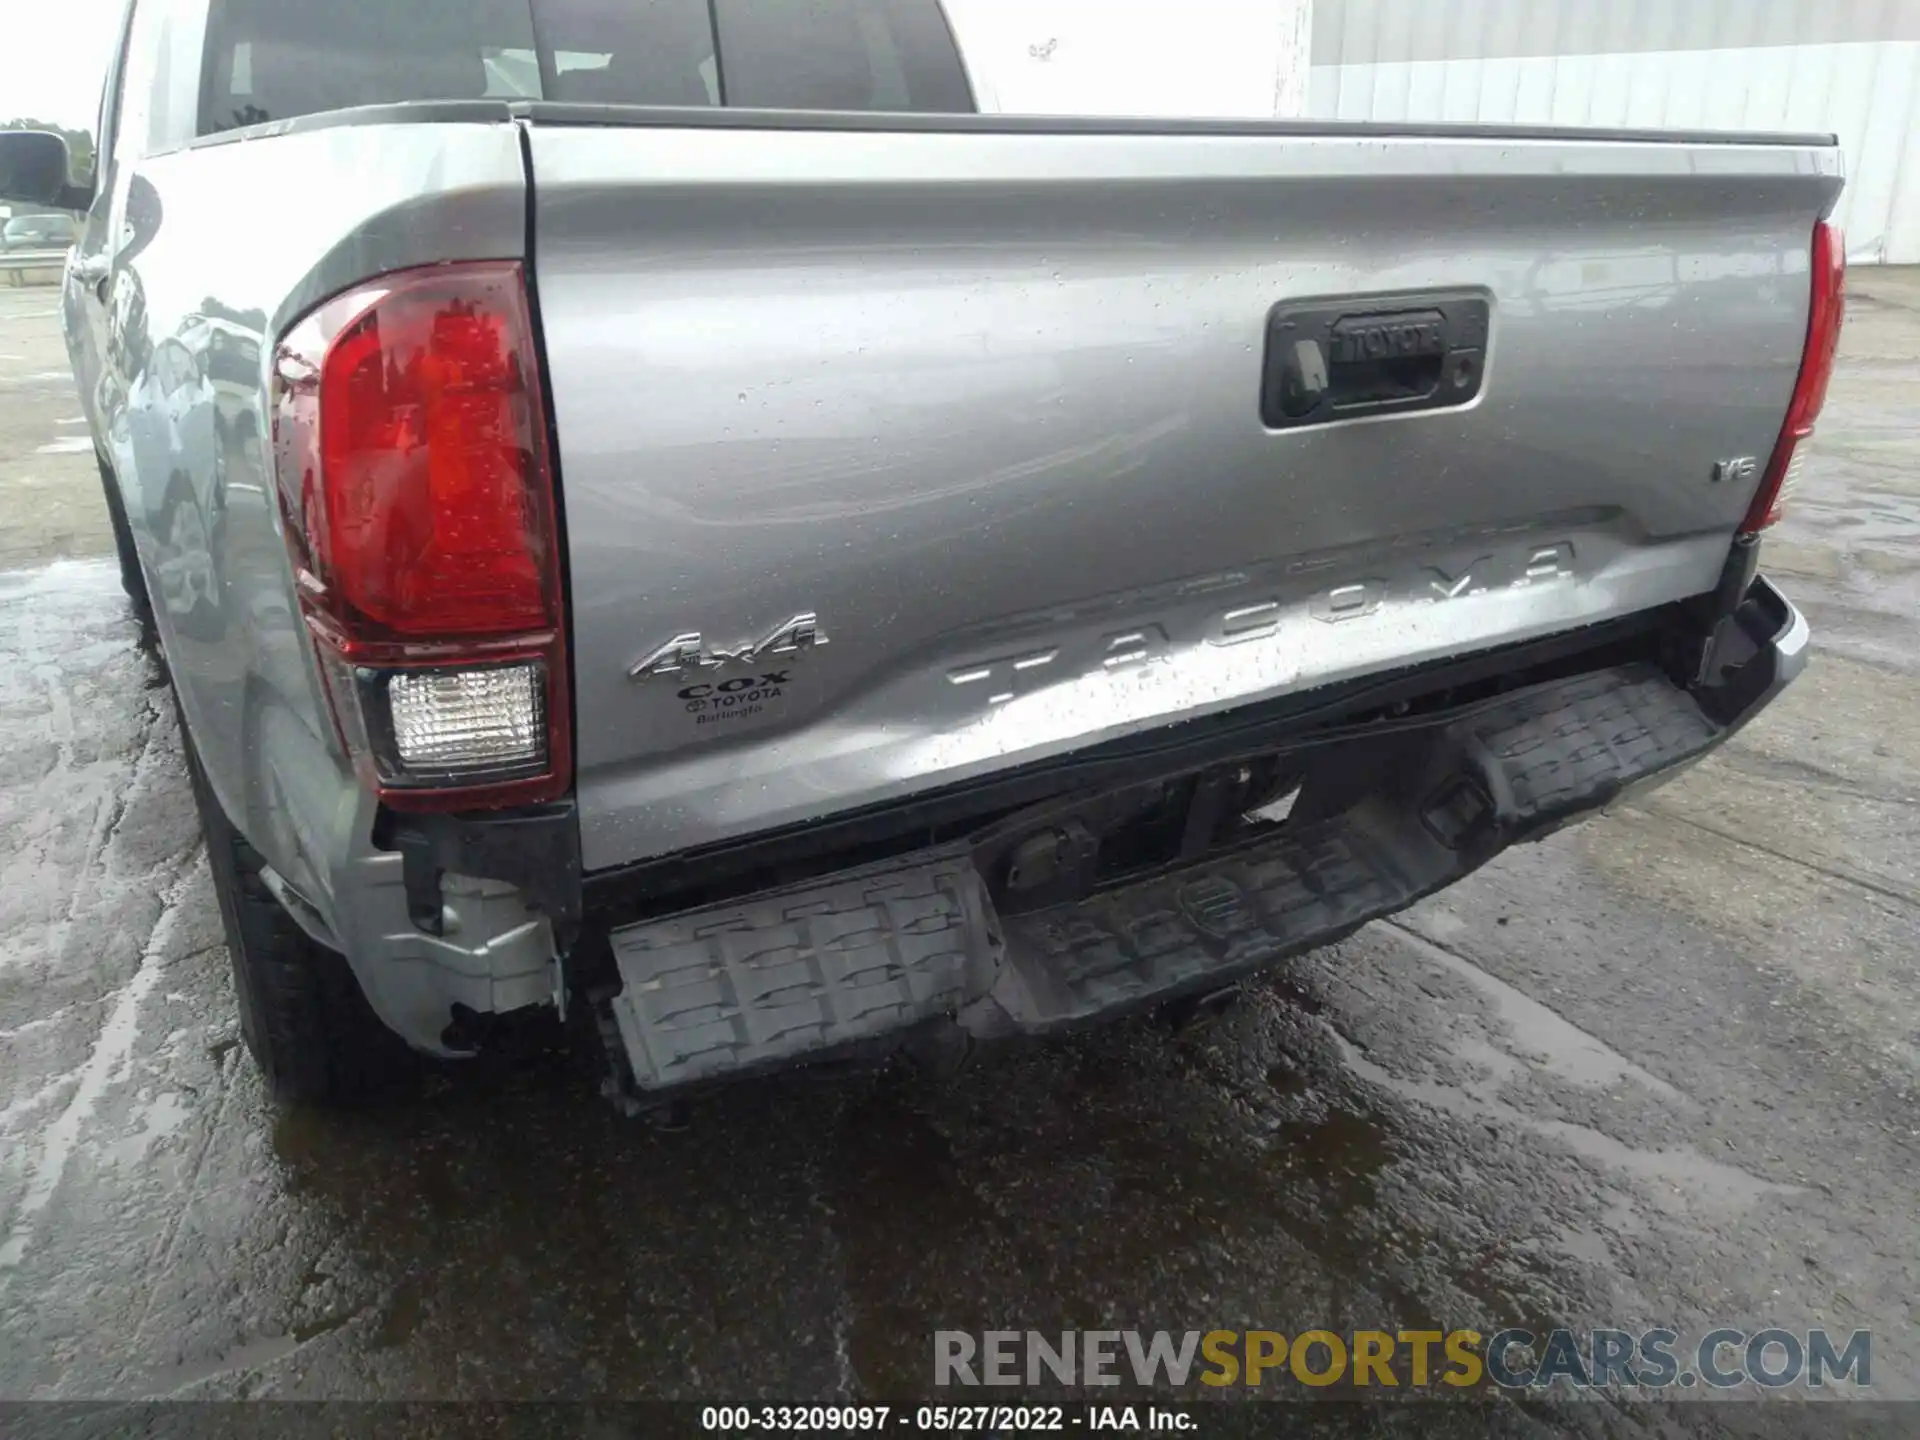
676 670 790 731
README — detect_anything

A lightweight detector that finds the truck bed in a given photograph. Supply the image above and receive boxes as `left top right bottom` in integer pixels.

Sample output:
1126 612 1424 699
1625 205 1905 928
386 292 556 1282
524 107 1841 872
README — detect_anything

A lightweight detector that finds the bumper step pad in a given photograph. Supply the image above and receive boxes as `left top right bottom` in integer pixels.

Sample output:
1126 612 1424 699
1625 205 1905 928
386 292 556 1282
606 848 1001 1089
978 665 1719 1033
607 661 1739 1091
1469 665 1717 823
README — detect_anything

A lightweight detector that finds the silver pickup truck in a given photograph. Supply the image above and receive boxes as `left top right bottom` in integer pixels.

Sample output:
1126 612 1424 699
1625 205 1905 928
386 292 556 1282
0 0 1843 1109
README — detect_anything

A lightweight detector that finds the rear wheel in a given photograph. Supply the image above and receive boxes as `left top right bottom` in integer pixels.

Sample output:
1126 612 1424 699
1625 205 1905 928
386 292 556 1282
180 711 415 1105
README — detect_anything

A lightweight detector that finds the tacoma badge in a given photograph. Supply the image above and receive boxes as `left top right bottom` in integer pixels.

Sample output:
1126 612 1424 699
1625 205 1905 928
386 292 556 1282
628 612 829 680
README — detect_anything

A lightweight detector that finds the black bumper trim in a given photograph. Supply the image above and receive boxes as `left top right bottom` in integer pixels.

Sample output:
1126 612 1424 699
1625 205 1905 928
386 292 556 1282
965 664 1716 1038
598 576 1806 1093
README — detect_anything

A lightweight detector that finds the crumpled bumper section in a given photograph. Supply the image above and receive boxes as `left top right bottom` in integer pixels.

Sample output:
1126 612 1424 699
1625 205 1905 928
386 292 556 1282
607 578 1806 1093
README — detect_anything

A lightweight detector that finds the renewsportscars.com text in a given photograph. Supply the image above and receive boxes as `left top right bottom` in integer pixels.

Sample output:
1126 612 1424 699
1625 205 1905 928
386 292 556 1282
933 1328 1871 1391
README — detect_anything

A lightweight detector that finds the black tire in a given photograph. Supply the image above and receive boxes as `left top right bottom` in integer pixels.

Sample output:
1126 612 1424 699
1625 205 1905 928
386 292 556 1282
180 711 415 1105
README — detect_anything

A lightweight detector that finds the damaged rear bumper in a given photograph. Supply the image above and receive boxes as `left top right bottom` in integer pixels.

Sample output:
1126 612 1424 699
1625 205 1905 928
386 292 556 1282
601 577 1807 1097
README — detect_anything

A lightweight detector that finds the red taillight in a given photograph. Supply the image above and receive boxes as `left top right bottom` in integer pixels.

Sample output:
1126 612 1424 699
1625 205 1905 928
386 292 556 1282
273 262 569 810
1742 220 1845 534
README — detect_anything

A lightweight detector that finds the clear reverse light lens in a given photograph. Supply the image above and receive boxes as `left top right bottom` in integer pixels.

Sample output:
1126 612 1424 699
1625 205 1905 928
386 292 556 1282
387 665 544 772
1774 445 1807 520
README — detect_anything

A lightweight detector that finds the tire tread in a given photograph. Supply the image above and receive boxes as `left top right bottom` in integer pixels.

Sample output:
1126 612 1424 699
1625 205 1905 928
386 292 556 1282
186 723 413 1105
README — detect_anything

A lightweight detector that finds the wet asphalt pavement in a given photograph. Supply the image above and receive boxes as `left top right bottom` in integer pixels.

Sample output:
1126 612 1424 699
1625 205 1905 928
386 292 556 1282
1 272 1918 1426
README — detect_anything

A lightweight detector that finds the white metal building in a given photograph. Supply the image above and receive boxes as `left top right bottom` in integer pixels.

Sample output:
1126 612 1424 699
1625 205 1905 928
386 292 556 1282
941 0 1920 263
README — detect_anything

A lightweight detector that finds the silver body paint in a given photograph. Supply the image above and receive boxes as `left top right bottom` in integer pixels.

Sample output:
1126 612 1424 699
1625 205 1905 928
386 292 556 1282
69 105 533 1046
56 0 1841 1048
536 123 1841 868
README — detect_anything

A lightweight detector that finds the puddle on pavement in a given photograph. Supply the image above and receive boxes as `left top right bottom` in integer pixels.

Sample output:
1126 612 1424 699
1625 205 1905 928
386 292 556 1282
829 1084 999 1398
0 870 189 1274
267 1050 866 1399
1351 922 1805 1221
1552 1195 1646 1271
1325 1029 1799 1217
822 980 1588 1398
1261 1058 1393 1211
1448 1032 1523 1087
236 961 1652 1401
1271 1105 1392 1211
1388 919 1687 1103
1263 974 1327 1017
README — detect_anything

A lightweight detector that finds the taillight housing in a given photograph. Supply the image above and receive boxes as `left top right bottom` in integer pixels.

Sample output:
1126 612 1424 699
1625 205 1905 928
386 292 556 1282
272 261 569 810
1742 220 1845 534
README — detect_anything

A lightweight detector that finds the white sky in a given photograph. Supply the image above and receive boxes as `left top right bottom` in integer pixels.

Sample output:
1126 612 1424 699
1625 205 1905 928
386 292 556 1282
1 0 123 132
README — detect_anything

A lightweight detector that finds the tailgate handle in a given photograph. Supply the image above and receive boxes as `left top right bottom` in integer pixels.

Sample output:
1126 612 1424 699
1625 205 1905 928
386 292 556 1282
1323 310 1447 408
1262 292 1489 430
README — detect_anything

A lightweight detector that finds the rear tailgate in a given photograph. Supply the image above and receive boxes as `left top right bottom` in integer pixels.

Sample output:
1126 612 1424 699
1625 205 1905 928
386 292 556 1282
525 112 1841 872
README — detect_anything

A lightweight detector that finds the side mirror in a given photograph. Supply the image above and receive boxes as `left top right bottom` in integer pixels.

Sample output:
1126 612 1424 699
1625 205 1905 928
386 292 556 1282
0 130 92 212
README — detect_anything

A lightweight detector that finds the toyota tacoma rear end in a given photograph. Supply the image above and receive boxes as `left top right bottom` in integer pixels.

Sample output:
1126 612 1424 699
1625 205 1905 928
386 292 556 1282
7 0 1843 1108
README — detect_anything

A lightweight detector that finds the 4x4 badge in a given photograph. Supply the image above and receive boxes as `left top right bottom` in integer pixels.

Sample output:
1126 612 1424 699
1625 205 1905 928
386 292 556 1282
628 612 829 681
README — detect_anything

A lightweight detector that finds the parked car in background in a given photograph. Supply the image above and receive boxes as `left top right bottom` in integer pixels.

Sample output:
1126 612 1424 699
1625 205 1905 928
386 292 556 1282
0 0 1841 1115
1 212 78 251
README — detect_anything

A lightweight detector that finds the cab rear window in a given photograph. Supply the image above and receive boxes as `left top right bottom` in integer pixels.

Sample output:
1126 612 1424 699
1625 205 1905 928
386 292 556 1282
196 0 973 135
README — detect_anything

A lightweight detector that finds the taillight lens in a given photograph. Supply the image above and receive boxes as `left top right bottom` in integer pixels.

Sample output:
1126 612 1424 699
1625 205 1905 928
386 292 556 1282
273 262 569 810
1742 220 1845 534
